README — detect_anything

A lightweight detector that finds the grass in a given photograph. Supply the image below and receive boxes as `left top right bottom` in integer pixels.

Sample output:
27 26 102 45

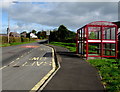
88 59 120 92
0 40 38 47
50 42 76 52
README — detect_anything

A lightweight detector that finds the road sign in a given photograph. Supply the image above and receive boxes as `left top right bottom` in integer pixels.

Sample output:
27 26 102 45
46 31 50 35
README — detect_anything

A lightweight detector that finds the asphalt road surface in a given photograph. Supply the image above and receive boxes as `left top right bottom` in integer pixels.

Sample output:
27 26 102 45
1 40 53 91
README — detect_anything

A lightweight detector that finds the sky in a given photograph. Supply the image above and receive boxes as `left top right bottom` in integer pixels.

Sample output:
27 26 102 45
1 0 119 34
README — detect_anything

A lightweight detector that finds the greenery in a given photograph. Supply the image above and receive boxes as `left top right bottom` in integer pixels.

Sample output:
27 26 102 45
0 36 38 47
50 42 76 52
36 31 46 39
49 25 76 43
21 37 29 42
89 32 96 39
88 59 120 92
0 40 37 47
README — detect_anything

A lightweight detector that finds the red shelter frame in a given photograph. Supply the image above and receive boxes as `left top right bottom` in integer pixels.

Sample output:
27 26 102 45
76 21 118 59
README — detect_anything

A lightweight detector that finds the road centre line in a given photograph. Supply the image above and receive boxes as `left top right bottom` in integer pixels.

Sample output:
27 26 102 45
16 58 20 60
0 66 7 70
13 62 19 66
10 61 14 64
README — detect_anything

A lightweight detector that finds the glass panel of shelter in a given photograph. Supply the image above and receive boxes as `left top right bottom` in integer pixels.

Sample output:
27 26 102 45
88 27 101 39
88 43 101 56
103 43 116 56
103 27 115 40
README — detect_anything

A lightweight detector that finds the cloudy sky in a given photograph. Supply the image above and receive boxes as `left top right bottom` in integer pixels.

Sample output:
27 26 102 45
1 0 119 33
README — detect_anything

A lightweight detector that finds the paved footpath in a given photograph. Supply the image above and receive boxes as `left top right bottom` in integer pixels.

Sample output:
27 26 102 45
42 45 105 91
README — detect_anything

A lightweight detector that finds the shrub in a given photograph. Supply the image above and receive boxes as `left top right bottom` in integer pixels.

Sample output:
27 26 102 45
30 38 36 41
21 37 29 42
1 36 8 44
9 37 21 43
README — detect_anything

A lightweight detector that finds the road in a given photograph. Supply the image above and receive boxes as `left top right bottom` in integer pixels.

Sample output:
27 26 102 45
1 40 54 91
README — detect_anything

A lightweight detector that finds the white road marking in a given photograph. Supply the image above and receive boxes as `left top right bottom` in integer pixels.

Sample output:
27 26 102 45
39 57 42 60
32 57 39 61
37 61 43 66
32 62 35 66
13 62 19 66
30 48 56 91
22 62 27 66
0 66 7 70
16 58 20 60
10 61 14 64
49 64 51 66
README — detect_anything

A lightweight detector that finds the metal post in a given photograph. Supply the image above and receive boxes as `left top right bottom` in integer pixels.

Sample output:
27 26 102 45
86 26 88 60
48 35 49 44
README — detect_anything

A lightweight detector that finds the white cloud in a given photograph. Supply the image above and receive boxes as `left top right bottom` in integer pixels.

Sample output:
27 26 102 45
2 0 119 2
2 2 118 32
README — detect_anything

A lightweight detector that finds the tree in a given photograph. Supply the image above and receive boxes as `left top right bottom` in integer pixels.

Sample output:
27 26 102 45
31 30 36 34
36 31 46 39
57 25 69 41
89 32 96 39
36 31 41 39
49 25 76 42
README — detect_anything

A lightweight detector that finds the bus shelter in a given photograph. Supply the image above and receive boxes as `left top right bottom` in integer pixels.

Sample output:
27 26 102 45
76 21 118 59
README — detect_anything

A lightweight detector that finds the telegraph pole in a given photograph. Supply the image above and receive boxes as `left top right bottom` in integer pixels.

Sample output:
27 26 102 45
7 13 10 43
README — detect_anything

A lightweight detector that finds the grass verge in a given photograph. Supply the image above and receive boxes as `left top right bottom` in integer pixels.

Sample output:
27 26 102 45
0 40 38 47
88 59 120 92
50 42 76 52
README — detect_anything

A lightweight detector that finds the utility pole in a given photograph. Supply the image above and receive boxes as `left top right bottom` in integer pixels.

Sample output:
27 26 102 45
7 13 10 43
7 1 18 43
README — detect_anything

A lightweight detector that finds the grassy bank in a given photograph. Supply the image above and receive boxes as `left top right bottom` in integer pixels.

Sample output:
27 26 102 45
0 40 38 47
50 42 76 52
88 59 120 92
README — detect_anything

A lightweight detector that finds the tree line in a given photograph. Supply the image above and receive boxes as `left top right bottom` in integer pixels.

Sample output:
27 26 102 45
20 25 76 43
49 25 76 43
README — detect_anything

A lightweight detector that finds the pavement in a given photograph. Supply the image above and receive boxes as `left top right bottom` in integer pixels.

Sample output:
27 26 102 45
42 45 105 91
1 40 55 91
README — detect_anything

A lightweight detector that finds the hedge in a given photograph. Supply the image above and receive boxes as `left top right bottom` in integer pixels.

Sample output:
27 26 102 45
9 37 21 43
0 36 37 44
21 37 29 42
0 36 36 44
1 36 8 44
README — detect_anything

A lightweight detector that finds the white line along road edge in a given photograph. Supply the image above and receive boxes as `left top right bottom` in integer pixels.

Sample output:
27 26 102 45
30 47 57 92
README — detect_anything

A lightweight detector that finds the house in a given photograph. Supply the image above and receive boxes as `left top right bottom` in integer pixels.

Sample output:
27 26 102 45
9 32 20 37
0 34 8 36
21 32 27 37
30 33 38 38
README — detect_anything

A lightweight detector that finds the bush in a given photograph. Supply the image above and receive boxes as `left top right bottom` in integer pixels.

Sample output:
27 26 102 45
9 37 21 43
21 37 29 42
30 38 36 41
1 36 8 44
